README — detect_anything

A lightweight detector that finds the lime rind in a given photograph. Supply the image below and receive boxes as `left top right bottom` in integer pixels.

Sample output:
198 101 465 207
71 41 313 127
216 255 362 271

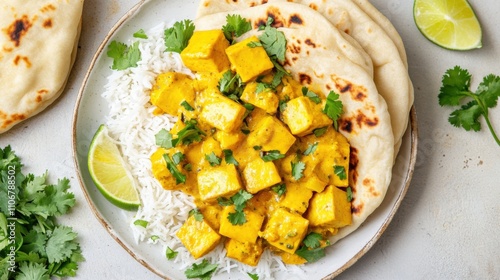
413 0 482 51
88 124 141 211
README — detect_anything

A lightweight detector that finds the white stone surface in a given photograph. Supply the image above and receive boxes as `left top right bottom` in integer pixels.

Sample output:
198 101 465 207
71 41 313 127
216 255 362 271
0 0 498 279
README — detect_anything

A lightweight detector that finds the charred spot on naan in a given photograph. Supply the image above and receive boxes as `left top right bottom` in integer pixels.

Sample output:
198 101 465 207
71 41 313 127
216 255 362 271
13 55 32 68
362 178 380 197
331 75 368 102
36 89 49 103
0 111 27 130
5 15 33 47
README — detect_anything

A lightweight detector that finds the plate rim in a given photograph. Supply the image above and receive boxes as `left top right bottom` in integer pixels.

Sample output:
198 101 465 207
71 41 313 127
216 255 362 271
71 1 419 278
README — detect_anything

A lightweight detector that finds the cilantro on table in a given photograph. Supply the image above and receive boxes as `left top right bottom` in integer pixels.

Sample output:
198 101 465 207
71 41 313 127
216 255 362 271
323 91 344 130
107 40 141 70
222 14 252 43
295 232 327 263
185 259 218 280
438 66 500 146
0 146 84 279
164 19 195 53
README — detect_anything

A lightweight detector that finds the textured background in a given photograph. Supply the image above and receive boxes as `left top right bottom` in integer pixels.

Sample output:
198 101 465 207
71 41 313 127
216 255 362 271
0 0 498 279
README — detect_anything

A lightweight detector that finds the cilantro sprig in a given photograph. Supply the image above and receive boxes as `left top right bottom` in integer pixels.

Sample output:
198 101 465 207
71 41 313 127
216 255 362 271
107 41 141 70
323 91 343 130
438 66 500 146
222 14 252 43
0 146 84 279
258 17 287 64
164 19 195 53
295 232 328 263
221 190 253 225
185 259 218 279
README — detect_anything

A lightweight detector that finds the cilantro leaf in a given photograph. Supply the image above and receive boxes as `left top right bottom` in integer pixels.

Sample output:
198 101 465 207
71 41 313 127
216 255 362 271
231 190 253 211
302 232 323 249
271 184 286 197
166 247 178 260
248 272 259 280
438 66 500 145
181 101 195 111
295 246 325 263
205 152 222 167
217 197 233 207
189 208 204 222
133 29 148 39
323 91 343 130
228 211 247 225
174 119 206 146
164 20 195 53
222 14 252 42
133 219 148 228
219 70 244 97
260 150 285 162
223 149 239 166
303 142 318 156
45 226 79 264
155 129 175 149
346 187 353 202
334 165 347 180
107 41 141 70
313 127 328 137
291 161 306 181
185 259 218 279
302 87 321 104
258 17 287 64
163 154 187 184
16 262 50 280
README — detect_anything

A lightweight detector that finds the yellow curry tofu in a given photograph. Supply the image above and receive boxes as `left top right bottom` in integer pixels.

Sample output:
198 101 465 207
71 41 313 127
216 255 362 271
306 185 352 229
225 238 264 267
279 182 313 214
151 147 185 190
243 158 282 194
180 30 230 73
199 92 246 132
219 205 265 243
197 165 242 201
260 208 309 254
281 96 333 137
240 82 280 114
225 36 274 83
176 215 221 259
247 115 296 154
150 72 195 116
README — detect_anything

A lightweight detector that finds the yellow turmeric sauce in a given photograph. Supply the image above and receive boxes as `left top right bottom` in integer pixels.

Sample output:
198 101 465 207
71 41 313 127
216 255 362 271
149 29 352 266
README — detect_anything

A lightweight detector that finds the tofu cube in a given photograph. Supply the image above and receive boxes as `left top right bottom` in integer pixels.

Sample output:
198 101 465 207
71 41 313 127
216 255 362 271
301 172 328 193
281 96 333 136
219 205 265 243
260 208 309 254
176 215 221 259
312 128 350 187
279 183 313 214
213 130 245 150
150 147 186 190
306 185 352 228
197 165 242 201
180 30 231 73
225 238 264 267
246 116 296 154
198 202 224 231
243 158 282 194
199 92 246 132
150 72 195 116
225 36 274 82
240 82 279 114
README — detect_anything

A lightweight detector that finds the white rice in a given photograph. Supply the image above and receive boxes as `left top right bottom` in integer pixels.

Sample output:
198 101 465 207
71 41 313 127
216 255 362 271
102 22 306 279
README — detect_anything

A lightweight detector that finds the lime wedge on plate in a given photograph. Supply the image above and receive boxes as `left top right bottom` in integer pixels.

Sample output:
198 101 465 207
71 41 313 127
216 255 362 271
88 124 140 210
414 0 482 50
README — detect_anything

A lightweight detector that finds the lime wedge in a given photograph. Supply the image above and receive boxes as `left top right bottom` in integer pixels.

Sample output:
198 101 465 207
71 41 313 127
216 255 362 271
414 0 482 50
88 124 140 211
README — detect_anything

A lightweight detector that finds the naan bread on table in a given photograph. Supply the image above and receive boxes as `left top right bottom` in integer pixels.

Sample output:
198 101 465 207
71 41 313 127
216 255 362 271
197 0 414 158
0 0 84 133
195 2 395 244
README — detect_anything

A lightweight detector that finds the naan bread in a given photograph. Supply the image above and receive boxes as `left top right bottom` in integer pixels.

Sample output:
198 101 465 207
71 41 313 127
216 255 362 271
195 2 395 244
197 0 414 159
0 0 84 133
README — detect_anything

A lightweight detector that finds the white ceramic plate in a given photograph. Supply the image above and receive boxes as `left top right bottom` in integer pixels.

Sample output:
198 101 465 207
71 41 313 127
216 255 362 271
72 0 418 279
